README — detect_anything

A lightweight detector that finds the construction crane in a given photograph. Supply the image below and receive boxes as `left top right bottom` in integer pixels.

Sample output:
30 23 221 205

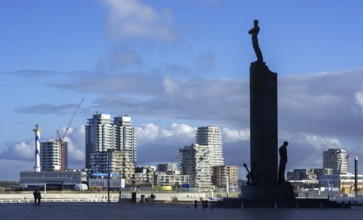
57 98 84 171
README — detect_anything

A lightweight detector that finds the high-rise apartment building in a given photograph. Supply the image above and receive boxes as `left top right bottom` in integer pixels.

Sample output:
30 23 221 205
179 144 213 188
196 126 224 166
85 114 114 169
322 148 348 174
85 113 136 184
40 140 68 171
114 116 137 166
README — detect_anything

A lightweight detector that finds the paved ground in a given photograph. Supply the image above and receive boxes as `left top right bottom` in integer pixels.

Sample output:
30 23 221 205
1 202 363 220
0 202 235 220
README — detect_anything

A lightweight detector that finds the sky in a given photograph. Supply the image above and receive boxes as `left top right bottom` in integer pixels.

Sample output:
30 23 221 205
1 0 363 180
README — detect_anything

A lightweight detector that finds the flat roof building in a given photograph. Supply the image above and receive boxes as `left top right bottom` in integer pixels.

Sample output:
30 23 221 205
19 170 87 189
40 141 68 172
212 165 239 189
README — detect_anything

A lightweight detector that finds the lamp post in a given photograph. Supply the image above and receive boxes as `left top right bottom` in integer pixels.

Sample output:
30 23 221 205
118 173 123 202
226 175 230 198
355 156 358 197
107 149 113 204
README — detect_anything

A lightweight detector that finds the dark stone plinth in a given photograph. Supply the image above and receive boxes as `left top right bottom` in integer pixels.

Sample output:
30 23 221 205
241 183 294 200
249 62 278 187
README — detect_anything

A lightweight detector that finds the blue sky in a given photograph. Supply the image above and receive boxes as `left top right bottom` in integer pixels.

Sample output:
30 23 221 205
1 0 363 180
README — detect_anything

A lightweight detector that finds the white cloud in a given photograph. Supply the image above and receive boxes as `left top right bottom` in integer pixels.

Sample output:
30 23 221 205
222 128 250 142
13 141 34 160
136 123 195 143
163 75 179 98
298 133 342 151
0 140 34 160
62 125 85 162
102 0 178 42
355 91 363 113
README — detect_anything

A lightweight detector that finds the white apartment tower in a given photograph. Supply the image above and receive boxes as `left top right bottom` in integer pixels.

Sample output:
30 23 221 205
85 113 136 184
114 116 137 166
179 144 213 188
323 148 348 174
40 140 68 172
85 113 115 169
196 126 224 166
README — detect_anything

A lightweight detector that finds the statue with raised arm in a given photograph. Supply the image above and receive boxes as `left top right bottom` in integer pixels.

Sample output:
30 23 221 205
248 19 263 63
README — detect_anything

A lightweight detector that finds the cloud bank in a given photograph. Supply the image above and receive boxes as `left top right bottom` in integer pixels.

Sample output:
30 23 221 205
9 68 363 173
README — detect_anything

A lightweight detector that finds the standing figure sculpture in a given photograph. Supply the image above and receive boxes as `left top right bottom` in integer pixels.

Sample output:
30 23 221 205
278 141 288 185
248 20 263 63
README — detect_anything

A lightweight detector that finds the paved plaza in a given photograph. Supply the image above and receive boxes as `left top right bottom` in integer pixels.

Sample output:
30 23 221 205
1 202 363 220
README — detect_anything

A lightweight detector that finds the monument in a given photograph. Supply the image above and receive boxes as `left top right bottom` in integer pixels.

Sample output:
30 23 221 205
241 20 294 200
216 21 347 208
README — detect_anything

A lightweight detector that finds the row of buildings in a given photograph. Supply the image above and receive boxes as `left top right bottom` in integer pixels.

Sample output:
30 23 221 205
19 113 239 190
287 148 363 194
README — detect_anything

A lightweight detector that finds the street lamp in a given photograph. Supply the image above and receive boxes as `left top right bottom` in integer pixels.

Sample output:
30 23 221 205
118 174 122 203
107 149 115 204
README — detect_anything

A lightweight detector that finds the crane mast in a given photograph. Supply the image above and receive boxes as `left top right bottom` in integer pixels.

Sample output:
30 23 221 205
58 98 84 171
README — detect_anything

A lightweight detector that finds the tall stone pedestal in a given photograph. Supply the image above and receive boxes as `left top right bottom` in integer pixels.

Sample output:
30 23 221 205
250 62 278 186
242 61 294 200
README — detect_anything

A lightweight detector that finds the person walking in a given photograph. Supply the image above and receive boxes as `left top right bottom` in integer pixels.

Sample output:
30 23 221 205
37 190 42 206
33 190 38 205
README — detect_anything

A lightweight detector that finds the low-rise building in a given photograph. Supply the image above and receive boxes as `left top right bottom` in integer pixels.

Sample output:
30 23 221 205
154 171 189 187
132 166 155 186
319 173 363 193
19 170 87 189
157 163 177 172
287 168 323 181
88 177 125 190
212 165 239 189
89 150 134 185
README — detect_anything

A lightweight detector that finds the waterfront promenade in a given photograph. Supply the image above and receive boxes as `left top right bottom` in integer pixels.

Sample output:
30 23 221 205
2 202 363 220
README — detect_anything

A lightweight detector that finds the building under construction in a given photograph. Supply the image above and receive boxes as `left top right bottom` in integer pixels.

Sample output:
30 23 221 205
40 140 68 172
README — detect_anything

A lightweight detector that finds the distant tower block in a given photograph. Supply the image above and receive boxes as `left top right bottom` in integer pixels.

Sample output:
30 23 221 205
33 124 41 172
